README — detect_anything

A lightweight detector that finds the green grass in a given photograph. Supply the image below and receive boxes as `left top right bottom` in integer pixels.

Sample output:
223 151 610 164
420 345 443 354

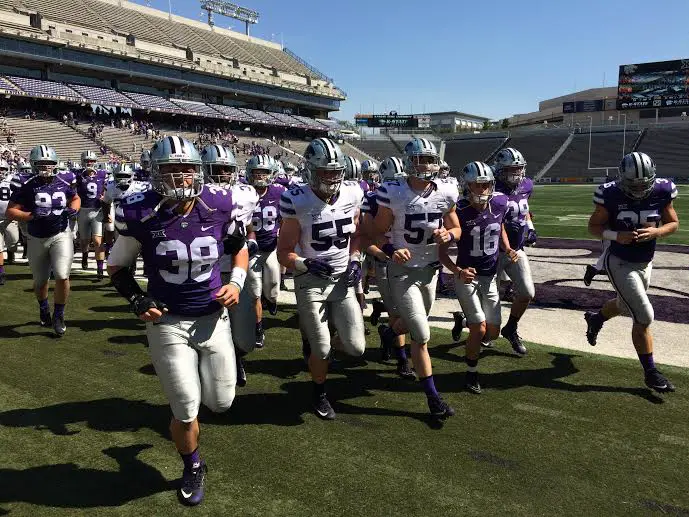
1 269 689 516
531 184 689 245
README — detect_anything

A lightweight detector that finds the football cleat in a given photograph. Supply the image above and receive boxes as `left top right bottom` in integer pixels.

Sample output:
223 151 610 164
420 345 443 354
6 250 14 264
40 310 52 327
501 327 527 356
313 393 336 420
481 341 494 348
583 265 597 287
584 311 603 346
378 325 392 362
362 278 370 295
644 368 676 393
370 300 385 326
396 360 416 380
178 460 207 506
236 355 247 387
53 314 66 337
254 329 265 349
428 396 455 420
81 256 88 270
451 311 465 342
0 273 5 286
466 371 482 394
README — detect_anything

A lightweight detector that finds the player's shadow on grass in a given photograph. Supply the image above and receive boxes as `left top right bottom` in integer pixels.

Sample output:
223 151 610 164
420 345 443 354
3 272 33 281
0 322 56 340
430 352 664 404
109 334 148 346
0 444 173 510
0 398 170 438
67 318 146 333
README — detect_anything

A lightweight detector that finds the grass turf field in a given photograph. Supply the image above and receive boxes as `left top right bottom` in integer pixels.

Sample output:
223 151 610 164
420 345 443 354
531 184 689 245
1 269 689 516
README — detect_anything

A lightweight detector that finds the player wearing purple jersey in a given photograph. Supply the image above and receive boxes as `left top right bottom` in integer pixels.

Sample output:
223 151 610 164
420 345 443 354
440 162 517 394
6 145 81 336
107 136 249 507
585 152 679 393
247 155 286 348
75 151 109 279
493 148 536 355
0 162 20 285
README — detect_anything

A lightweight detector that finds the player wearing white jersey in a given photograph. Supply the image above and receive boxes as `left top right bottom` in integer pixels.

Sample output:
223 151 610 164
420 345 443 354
0 163 20 285
373 137 460 422
278 138 365 420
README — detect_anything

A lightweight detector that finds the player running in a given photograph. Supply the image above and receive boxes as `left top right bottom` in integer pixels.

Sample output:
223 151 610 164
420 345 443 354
75 150 108 279
372 137 460 421
277 137 366 420
440 162 518 394
6 145 81 336
108 136 248 506
585 152 679 393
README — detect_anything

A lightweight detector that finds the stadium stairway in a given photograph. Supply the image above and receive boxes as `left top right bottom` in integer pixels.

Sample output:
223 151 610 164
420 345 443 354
97 126 151 160
349 139 400 161
3 111 100 163
341 142 373 163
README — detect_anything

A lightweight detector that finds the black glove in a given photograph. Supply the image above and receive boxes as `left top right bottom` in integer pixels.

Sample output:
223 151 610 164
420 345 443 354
525 229 538 247
304 258 334 279
345 261 362 287
247 239 259 257
131 294 168 317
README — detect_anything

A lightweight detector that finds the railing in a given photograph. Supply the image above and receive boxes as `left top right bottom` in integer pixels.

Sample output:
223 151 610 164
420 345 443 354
282 47 346 96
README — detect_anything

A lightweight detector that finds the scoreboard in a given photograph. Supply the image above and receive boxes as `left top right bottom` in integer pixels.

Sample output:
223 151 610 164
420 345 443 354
617 59 689 110
355 113 431 128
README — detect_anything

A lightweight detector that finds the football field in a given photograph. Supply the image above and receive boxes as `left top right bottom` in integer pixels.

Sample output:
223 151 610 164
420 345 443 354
531 184 689 245
1 269 689 516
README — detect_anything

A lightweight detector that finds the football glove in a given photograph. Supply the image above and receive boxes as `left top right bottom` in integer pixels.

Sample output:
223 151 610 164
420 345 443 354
304 258 334 279
525 229 538 247
223 232 246 255
130 294 168 317
345 260 362 287
247 239 259 257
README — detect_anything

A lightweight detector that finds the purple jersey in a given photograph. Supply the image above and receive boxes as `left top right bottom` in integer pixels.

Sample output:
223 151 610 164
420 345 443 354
358 179 370 194
76 169 108 209
495 177 533 250
116 185 236 317
273 173 290 188
10 172 77 238
252 184 285 252
361 190 379 218
594 179 677 263
455 193 508 276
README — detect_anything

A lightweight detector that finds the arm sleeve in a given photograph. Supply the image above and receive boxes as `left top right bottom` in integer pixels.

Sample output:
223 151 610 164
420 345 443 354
107 235 142 267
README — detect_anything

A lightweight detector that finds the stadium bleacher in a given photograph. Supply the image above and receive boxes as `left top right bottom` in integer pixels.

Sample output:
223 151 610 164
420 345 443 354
443 135 507 173
7 76 82 102
68 84 141 109
349 138 400 161
0 76 21 94
504 130 571 176
207 104 255 123
120 92 187 115
637 127 689 179
169 99 223 118
545 130 638 179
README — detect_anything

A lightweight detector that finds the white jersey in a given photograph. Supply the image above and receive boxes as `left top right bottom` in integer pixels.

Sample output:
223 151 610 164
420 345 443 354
289 175 305 187
103 179 150 205
220 183 258 273
377 178 459 268
0 172 13 218
280 181 363 275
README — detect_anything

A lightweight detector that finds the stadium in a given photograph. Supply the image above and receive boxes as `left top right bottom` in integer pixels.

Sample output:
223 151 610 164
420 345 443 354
0 0 688 515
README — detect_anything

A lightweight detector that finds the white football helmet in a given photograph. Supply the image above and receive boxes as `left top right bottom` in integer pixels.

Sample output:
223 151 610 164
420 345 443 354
344 155 362 181
150 136 204 200
494 147 526 187
618 151 656 200
201 144 238 187
403 137 440 179
81 150 98 170
245 154 274 188
302 137 346 196
29 145 59 178
379 156 406 181
361 159 380 186
438 160 450 179
463 161 495 205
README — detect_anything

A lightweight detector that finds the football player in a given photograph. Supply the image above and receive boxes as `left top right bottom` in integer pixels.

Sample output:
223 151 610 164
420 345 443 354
0 159 20 284
246 154 286 347
372 137 460 421
75 151 108 279
10 163 34 260
6 145 81 336
344 154 369 320
203 146 259 386
493 148 536 355
361 157 414 378
107 136 248 506
585 152 678 393
138 149 152 181
277 138 366 420
440 162 518 394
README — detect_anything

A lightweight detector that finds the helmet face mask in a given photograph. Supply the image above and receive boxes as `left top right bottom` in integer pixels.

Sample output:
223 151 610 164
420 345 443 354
467 180 494 206
619 152 656 200
621 176 655 200
312 166 346 196
30 145 59 179
155 163 203 201
34 162 57 179
463 161 495 206
501 165 525 186
249 167 272 188
246 155 274 188
403 138 440 180
114 164 134 189
208 164 238 187
494 148 527 188
303 138 347 197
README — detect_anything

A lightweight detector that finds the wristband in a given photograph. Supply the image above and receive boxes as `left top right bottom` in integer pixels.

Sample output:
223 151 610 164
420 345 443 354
602 230 618 241
526 220 535 230
294 257 308 273
229 268 247 292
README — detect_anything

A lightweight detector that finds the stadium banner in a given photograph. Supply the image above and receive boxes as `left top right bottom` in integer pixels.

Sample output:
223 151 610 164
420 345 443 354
355 112 421 128
617 59 689 109
562 100 604 113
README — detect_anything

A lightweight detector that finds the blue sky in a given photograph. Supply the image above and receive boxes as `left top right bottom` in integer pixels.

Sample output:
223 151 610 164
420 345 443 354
135 0 689 122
